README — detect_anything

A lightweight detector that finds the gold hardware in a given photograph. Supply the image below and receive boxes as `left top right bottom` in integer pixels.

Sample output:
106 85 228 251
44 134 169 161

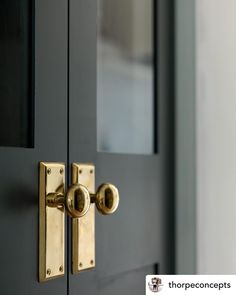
91 183 119 215
66 184 90 218
45 185 90 218
39 162 119 280
39 162 65 282
67 182 119 216
71 163 119 274
72 163 96 273
39 162 95 281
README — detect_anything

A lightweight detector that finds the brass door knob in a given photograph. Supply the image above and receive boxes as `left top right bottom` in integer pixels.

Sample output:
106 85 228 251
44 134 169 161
67 182 119 215
91 183 119 215
65 184 91 218
46 184 91 218
46 183 119 218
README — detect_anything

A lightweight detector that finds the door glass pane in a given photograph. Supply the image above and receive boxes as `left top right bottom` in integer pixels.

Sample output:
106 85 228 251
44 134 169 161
97 0 154 154
0 0 34 148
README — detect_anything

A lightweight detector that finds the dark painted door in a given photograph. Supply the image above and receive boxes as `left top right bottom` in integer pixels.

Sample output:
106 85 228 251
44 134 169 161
68 1 174 295
0 1 174 294
0 0 68 294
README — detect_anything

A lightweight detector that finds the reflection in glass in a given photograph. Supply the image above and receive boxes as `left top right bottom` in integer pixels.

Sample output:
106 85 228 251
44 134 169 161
97 0 154 154
0 0 33 147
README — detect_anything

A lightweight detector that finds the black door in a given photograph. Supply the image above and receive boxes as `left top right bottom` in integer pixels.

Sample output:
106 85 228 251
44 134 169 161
0 0 68 294
68 0 174 294
0 0 174 294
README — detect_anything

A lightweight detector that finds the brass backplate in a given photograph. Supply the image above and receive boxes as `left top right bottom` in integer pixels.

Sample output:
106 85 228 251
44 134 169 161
72 163 95 273
39 162 65 282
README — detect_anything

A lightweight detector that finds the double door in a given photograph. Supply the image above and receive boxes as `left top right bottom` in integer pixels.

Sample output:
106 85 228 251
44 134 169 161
0 0 174 294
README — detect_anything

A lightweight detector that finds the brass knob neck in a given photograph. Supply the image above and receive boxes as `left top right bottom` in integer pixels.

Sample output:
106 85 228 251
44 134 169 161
46 192 64 209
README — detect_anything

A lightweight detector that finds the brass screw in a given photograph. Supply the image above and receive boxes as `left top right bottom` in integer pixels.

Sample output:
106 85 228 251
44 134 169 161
47 168 51 175
79 169 82 174
90 260 94 265
79 262 83 268
90 170 93 174
47 269 51 275
59 265 63 272
60 168 64 175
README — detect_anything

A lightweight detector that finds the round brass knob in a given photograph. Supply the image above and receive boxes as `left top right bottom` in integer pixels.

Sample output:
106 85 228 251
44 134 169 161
46 183 119 217
93 183 119 215
65 184 91 218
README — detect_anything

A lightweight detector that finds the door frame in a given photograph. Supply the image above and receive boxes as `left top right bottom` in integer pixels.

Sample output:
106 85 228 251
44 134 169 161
175 0 197 274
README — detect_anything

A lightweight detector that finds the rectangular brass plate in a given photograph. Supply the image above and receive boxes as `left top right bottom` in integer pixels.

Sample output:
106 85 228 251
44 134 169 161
72 163 95 273
39 162 65 282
